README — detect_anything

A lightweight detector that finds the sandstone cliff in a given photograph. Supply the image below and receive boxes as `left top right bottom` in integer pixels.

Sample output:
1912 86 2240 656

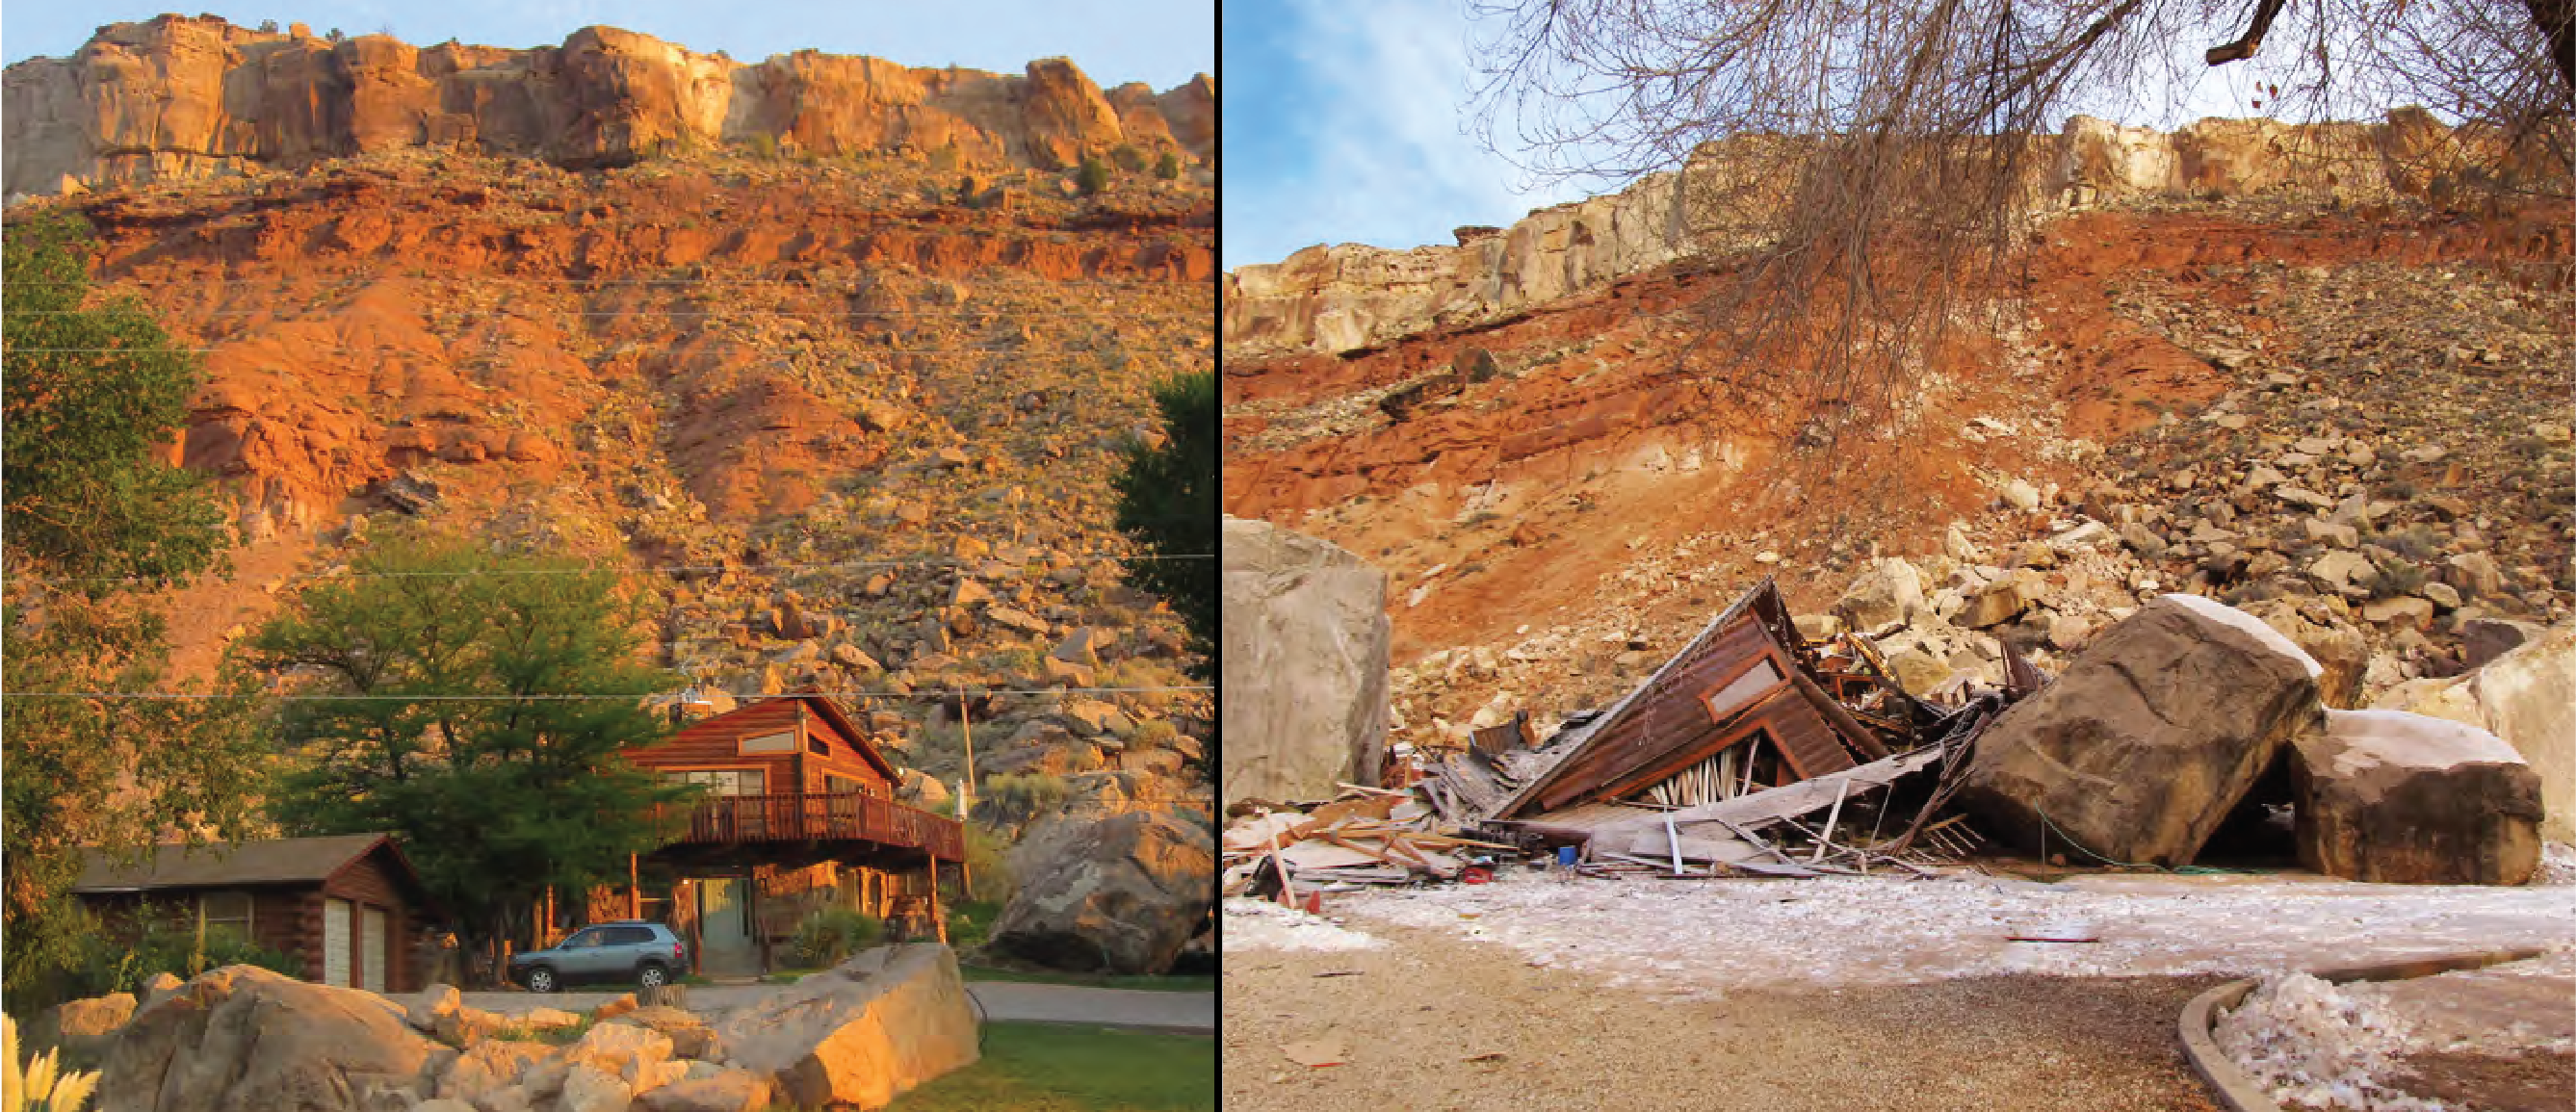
3 14 1214 197
1223 113 2548 357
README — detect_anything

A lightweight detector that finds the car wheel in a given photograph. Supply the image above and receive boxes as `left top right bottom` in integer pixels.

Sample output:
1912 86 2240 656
637 962 668 990
527 966 559 994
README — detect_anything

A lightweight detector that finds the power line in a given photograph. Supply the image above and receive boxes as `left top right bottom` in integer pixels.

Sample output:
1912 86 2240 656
9 276 1212 288
4 552 1214 589
0 345 1204 356
2 685 1212 701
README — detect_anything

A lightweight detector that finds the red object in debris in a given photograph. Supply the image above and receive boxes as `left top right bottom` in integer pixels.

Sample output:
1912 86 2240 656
1303 892 1325 915
1462 866 1494 884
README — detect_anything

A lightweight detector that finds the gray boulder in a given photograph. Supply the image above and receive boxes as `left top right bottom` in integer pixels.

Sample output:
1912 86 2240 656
714 944 977 1110
1220 516 1390 803
2290 710 2543 885
98 965 439 1112
989 811 1214 974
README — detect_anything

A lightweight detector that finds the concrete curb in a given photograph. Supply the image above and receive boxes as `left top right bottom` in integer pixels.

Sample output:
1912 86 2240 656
2177 947 2553 1112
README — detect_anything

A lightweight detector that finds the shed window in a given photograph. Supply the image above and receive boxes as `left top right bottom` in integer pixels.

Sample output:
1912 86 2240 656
739 731 796 755
199 891 253 945
806 735 829 756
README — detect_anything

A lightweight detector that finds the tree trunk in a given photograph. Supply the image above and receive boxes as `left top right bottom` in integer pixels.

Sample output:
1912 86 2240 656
2534 0 2576 93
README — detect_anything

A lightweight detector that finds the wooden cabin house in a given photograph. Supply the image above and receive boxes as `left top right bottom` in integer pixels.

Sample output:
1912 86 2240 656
1489 580 1922 823
71 833 443 994
605 694 965 975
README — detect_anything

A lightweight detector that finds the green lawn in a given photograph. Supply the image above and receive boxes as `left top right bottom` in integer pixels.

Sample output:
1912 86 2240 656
959 965 1216 994
884 1021 1214 1112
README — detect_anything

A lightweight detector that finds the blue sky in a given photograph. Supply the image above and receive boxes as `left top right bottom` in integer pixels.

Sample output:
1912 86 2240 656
1222 0 2292 272
1222 0 1603 272
2 2 1213 91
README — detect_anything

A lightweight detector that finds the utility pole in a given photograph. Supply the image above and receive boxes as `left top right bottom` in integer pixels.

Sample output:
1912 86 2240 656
958 690 977 817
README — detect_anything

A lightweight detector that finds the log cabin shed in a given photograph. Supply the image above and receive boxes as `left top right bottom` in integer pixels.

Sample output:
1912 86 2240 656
70 832 442 994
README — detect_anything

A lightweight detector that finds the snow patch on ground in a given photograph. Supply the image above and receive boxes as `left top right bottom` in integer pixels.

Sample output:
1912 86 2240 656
1332 870 2576 993
1222 898 1384 952
2537 841 2576 886
2215 974 2439 1112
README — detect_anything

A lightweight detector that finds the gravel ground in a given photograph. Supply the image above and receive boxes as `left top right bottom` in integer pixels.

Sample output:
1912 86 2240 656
1225 923 2226 1112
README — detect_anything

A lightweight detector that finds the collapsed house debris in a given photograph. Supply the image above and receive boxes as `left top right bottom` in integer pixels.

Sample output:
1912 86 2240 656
1227 579 2556 895
1225 581 2028 892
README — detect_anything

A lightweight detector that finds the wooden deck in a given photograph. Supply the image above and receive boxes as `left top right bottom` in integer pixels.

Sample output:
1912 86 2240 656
657 791 965 861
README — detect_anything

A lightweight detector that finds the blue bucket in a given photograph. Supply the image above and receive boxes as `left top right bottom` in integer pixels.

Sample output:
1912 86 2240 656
1556 845 1578 867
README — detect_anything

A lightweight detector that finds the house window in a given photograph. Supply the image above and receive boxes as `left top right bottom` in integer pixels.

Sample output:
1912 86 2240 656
825 774 860 794
668 768 768 795
739 731 796 755
1703 658 1786 723
199 891 253 946
806 735 829 756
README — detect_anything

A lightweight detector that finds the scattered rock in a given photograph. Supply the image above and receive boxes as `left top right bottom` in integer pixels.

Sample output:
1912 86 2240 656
99 966 439 1112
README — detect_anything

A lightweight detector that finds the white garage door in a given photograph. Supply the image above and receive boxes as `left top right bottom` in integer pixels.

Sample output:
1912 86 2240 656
362 907 388 993
323 899 351 987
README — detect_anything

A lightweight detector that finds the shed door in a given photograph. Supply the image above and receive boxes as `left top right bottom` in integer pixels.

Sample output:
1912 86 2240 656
362 907 388 993
323 899 352 987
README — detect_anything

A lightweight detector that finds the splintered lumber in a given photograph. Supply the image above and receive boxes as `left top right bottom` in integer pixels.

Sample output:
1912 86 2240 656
1810 780 1852 864
1599 745 1945 842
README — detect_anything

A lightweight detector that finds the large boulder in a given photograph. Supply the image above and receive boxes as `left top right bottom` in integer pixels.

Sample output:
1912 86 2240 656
2240 597 2370 709
988 811 1214 974
637 1067 773 1112
2373 621 2576 842
1958 594 2326 866
1219 516 1391 803
97 965 440 1112
2290 710 2543 885
714 944 978 1110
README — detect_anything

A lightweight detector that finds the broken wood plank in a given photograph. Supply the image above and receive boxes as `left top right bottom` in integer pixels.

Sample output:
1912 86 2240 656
1600 744 1944 840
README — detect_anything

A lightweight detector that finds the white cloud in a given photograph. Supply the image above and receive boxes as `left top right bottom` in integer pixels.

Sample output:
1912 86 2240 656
1223 0 1607 271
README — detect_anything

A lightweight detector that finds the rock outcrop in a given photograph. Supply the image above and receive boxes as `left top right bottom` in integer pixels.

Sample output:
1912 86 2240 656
1221 113 2550 356
51 992 137 1058
2374 622 2576 842
989 810 1214 974
715 944 979 1110
3 14 1213 196
1220 516 1392 803
98 965 441 1112
2290 709 2543 885
1959 594 2326 866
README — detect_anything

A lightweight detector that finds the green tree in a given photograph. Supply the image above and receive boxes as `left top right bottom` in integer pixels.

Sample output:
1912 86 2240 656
2 213 265 1011
1075 155 1113 196
1110 372 1217 677
1153 150 1184 180
247 530 693 979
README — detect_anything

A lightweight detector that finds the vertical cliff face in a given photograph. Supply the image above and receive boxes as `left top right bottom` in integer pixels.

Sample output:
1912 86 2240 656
1221 113 2554 357
1 13 1216 196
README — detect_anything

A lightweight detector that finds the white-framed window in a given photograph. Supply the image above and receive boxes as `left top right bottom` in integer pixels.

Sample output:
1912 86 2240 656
198 891 253 946
667 768 768 796
739 731 796 755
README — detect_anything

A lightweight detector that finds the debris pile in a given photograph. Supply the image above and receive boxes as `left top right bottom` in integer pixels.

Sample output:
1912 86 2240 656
1222 788 1524 895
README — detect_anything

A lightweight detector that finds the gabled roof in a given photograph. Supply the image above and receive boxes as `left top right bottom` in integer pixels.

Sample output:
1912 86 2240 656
1492 579 1829 818
70 832 443 919
654 693 901 782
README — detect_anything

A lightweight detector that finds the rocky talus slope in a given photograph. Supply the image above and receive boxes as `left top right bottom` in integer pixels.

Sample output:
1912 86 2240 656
1220 118 2574 760
10 20 1216 954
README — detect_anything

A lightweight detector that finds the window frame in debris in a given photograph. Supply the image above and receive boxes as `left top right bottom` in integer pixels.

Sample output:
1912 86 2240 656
1699 648 1794 727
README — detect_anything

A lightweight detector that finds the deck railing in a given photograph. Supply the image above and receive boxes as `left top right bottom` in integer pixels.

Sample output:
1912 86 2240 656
657 791 965 861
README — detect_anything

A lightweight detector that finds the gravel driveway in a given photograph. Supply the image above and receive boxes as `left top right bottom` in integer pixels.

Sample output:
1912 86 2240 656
1226 922 2226 1112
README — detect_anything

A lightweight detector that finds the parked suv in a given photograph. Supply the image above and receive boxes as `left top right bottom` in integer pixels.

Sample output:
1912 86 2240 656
508 921 689 993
